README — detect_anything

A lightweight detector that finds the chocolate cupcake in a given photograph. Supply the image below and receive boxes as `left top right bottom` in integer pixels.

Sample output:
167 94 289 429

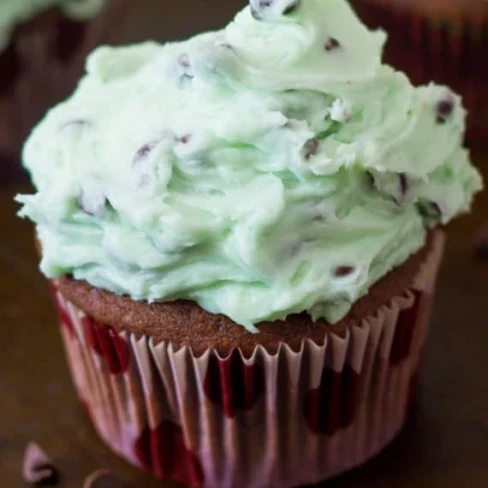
351 0 488 145
0 0 129 182
17 0 482 487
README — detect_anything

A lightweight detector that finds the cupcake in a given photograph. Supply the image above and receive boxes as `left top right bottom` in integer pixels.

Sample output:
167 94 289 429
351 0 488 145
0 0 128 182
17 0 482 487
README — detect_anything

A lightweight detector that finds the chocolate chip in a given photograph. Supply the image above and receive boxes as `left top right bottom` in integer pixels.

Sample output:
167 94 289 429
133 141 160 167
83 470 129 488
219 43 234 50
399 173 408 197
135 143 154 161
325 37 341 52
302 138 319 160
22 442 59 485
474 223 488 261
333 266 355 277
179 134 192 144
178 53 191 69
435 99 454 124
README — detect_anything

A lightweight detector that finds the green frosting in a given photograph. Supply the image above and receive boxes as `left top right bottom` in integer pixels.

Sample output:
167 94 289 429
0 0 104 52
17 0 482 332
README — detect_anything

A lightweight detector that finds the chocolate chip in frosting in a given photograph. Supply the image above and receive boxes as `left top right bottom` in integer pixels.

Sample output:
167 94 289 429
324 37 341 52
177 53 194 89
178 53 191 69
179 134 192 144
399 173 409 197
333 266 355 277
435 98 454 124
302 138 320 160
133 142 160 169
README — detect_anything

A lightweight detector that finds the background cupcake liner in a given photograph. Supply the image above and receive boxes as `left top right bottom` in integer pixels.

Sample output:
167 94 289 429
0 0 129 182
352 0 488 145
50 231 445 488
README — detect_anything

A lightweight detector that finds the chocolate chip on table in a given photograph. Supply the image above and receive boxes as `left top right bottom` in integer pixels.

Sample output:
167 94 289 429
435 98 454 124
302 138 320 160
333 266 355 277
324 37 341 52
83 470 130 488
22 442 59 485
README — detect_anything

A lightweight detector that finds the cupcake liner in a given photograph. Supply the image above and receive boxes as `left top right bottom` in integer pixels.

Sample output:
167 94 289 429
352 0 488 144
51 231 445 488
0 0 129 181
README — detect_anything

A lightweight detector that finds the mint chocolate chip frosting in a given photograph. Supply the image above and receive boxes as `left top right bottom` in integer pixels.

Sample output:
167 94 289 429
17 0 482 331
0 0 104 52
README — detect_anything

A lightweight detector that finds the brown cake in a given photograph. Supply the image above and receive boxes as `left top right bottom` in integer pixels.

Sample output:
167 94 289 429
56 230 434 356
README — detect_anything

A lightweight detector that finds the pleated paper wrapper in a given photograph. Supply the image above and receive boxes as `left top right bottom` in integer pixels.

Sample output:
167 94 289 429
352 0 488 145
50 231 445 488
0 0 129 181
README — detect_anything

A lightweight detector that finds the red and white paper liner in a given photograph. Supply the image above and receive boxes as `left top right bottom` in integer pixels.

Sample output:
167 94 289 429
0 0 128 181
50 231 445 488
352 0 488 145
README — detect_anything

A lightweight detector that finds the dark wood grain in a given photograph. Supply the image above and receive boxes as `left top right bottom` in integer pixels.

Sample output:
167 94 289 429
0 151 486 488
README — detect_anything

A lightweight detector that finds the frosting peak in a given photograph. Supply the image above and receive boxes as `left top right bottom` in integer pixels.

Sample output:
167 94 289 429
227 0 386 88
17 0 482 331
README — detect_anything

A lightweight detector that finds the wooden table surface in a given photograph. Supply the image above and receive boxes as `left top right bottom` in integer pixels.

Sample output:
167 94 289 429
0 151 486 488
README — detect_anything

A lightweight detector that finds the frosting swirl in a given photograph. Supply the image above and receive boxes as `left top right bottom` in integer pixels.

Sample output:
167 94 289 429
17 0 482 331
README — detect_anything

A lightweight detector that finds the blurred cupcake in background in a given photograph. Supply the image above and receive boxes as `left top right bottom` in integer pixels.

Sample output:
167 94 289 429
352 0 488 145
0 0 128 182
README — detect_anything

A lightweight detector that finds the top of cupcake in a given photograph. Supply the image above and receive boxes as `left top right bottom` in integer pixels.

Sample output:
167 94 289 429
18 0 482 332
0 0 104 52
